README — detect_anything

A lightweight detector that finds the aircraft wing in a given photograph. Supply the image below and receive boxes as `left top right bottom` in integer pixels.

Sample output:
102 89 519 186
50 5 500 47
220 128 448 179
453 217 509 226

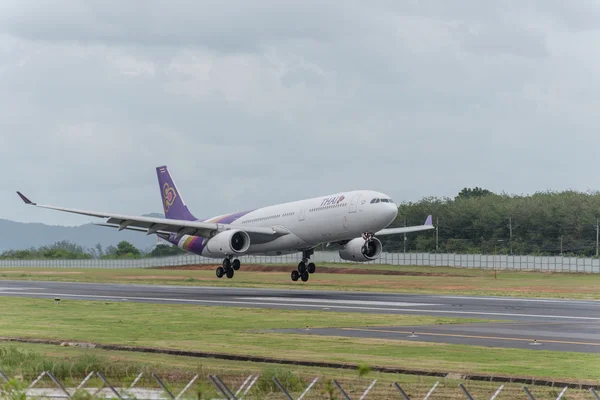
16 191 288 239
375 215 435 236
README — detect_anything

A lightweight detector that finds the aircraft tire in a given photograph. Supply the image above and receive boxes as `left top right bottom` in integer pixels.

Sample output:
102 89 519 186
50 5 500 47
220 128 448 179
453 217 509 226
307 262 316 274
297 262 307 273
300 271 309 282
216 267 225 278
291 270 299 281
223 258 231 269
232 259 241 270
226 268 234 279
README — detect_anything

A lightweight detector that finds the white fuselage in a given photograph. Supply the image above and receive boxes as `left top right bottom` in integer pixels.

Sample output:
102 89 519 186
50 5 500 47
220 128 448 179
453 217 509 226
195 190 398 257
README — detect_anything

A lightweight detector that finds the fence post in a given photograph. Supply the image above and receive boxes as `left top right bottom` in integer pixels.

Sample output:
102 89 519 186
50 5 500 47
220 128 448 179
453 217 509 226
522 386 536 400
272 377 293 400
423 381 438 400
208 375 236 400
459 383 474 400
554 386 568 400
27 371 46 388
175 374 199 400
152 373 175 399
241 375 259 398
297 377 319 400
75 371 95 391
129 372 143 388
95 371 123 399
333 380 352 400
359 379 378 400
489 384 504 400
46 371 72 399
393 382 411 400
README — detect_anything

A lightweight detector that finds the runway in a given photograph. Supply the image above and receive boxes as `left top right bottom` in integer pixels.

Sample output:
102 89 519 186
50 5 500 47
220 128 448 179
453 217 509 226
1 280 599 353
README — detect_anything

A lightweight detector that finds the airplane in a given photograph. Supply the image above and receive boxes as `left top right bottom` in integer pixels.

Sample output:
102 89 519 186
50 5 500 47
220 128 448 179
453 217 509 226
16 165 434 282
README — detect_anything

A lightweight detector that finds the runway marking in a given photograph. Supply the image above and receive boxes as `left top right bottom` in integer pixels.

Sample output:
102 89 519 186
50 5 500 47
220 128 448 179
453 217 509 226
340 327 600 347
237 297 439 307
0 287 44 291
440 296 600 305
2 291 600 321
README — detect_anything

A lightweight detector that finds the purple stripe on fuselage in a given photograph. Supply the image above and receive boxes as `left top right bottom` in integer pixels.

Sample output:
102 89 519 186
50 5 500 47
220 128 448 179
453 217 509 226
168 209 255 256
208 209 254 224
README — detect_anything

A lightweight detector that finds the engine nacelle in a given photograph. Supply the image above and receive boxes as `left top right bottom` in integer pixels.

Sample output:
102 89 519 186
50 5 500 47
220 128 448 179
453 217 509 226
338 237 382 262
205 229 251 256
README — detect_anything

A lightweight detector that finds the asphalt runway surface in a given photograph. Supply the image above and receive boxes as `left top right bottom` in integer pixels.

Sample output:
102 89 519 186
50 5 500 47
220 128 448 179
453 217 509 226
1 280 599 353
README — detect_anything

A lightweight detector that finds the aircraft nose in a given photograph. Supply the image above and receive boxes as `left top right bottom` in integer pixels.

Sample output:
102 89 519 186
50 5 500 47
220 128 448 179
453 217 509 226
386 203 398 222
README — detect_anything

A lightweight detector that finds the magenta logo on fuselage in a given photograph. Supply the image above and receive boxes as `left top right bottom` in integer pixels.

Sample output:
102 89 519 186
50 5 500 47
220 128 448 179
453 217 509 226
320 195 345 207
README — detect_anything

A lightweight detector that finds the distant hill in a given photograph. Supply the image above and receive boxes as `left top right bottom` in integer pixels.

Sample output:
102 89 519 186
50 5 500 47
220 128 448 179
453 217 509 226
0 213 164 252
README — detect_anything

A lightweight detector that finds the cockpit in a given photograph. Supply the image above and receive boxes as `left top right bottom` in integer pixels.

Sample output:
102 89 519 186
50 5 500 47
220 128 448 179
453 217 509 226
370 198 394 204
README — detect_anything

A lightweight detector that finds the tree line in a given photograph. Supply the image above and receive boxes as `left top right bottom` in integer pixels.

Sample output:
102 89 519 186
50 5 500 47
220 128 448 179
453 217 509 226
0 240 185 260
380 187 600 256
4 187 600 258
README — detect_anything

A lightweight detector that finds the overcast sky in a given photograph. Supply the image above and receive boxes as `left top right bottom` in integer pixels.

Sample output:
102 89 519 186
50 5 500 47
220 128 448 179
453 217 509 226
2 0 600 226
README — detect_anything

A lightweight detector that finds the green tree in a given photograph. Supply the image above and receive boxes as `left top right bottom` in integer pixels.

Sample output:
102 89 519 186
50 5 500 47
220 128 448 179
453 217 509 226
149 244 185 257
456 187 494 200
115 241 141 258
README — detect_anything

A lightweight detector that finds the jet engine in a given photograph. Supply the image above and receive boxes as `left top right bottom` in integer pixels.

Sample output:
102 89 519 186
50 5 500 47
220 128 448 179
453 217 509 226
338 237 382 262
205 229 251 256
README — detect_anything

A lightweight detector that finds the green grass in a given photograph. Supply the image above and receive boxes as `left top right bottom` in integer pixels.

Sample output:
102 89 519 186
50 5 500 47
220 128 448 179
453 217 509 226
2 264 600 299
0 296 598 383
3 343 596 400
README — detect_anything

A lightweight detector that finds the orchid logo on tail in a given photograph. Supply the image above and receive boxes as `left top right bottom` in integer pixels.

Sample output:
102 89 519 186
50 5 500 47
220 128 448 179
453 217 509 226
163 183 177 213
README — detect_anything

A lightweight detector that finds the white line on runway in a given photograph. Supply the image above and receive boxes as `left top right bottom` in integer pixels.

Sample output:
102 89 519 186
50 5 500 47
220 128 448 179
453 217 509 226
1 291 600 321
440 296 600 304
0 287 44 291
236 297 439 307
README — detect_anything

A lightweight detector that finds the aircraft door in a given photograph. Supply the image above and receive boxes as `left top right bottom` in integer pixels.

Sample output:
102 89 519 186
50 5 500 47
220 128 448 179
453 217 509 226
299 208 305 221
349 194 359 213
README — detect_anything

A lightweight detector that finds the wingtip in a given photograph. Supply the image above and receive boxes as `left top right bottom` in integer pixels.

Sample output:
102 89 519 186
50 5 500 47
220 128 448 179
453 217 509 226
425 215 433 225
16 191 35 205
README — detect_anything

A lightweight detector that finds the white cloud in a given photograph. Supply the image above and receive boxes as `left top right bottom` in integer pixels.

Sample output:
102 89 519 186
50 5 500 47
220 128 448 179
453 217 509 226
1 1 600 226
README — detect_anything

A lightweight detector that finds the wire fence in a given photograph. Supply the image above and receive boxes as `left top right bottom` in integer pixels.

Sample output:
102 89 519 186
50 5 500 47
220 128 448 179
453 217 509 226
1 369 598 400
1 251 600 273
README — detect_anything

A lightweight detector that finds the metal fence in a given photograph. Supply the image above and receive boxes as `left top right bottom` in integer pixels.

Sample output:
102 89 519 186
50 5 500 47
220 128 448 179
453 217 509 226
1 370 598 400
1 251 600 273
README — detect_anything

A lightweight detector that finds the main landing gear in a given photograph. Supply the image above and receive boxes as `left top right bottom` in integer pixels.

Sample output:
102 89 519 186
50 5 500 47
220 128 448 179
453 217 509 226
291 250 316 282
216 257 241 279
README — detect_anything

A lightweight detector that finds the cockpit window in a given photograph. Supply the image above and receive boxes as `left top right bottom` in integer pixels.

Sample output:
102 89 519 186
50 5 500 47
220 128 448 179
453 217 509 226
371 198 394 203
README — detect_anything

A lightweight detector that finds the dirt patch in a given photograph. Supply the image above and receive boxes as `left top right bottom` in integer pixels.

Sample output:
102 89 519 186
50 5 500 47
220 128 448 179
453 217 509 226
153 264 470 277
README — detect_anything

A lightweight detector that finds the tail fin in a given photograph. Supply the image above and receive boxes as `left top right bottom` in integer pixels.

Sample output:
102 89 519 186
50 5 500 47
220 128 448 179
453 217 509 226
156 165 197 221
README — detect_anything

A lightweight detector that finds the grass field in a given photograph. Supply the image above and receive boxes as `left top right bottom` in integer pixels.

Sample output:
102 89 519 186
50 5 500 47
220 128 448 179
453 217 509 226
2 263 600 299
2 343 596 400
0 296 598 384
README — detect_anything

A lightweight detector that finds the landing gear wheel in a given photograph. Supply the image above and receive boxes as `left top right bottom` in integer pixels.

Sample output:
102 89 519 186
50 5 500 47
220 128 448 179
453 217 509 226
300 271 309 282
223 258 231 269
216 267 225 278
307 262 316 274
297 262 307 274
226 268 234 279
291 270 299 281
232 259 241 271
